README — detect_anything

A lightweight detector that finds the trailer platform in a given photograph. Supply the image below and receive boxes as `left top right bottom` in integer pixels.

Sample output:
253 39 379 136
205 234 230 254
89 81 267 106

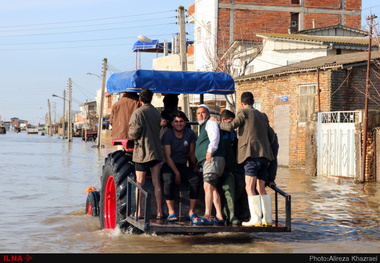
118 177 291 235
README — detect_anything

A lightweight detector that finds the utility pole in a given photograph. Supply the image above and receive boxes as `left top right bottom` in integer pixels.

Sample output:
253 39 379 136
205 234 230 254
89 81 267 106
85 99 88 142
62 90 66 140
178 6 190 117
53 102 56 124
68 78 72 142
97 58 107 148
47 99 52 137
361 14 377 183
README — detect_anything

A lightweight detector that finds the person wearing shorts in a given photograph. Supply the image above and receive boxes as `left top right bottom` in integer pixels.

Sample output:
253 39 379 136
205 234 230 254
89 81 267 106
194 104 225 225
129 88 163 219
161 111 200 222
218 92 275 227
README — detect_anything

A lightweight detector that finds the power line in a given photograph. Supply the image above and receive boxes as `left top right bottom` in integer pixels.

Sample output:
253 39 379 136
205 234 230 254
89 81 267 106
0 10 175 29
0 16 176 33
0 22 176 38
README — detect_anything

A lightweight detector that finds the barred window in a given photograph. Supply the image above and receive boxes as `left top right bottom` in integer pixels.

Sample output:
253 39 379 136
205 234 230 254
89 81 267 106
298 84 316 122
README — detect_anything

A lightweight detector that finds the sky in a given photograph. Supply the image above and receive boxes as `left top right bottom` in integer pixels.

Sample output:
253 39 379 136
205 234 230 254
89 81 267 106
0 0 379 125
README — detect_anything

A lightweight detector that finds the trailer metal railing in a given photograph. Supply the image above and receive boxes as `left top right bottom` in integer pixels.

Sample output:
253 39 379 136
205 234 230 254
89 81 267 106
122 176 291 234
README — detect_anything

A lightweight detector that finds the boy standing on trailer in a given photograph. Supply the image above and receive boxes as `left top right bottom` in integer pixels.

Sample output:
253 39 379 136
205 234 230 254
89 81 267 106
129 88 164 219
219 109 245 226
219 92 275 227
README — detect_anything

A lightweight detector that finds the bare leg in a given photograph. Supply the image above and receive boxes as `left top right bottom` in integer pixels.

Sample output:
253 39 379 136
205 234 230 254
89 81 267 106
150 163 163 218
256 179 267 195
189 199 197 217
135 170 146 218
203 182 213 221
245 175 257 196
212 187 223 221
166 200 176 216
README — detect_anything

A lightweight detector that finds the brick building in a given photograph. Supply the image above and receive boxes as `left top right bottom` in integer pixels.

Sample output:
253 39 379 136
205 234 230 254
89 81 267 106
233 51 380 175
188 0 362 71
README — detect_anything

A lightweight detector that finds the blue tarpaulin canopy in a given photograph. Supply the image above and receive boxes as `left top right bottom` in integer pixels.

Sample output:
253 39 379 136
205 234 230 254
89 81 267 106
107 70 235 95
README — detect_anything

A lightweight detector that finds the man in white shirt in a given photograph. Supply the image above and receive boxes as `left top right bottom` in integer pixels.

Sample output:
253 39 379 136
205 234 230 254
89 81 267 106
194 104 225 225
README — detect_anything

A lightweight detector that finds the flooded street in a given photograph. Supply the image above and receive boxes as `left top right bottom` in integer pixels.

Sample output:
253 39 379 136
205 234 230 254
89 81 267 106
0 132 379 253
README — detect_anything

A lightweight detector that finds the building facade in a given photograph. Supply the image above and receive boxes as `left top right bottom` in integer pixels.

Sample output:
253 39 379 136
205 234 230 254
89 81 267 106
188 0 362 72
234 51 380 179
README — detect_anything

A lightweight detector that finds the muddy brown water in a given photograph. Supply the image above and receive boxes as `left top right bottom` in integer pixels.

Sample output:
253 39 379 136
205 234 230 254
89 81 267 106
0 132 379 253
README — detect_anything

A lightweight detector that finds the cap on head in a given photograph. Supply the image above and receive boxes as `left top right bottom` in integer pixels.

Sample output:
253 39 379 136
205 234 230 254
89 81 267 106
198 104 210 112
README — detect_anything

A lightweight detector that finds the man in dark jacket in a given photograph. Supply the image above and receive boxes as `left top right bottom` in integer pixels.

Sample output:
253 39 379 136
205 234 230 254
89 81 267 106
219 92 275 227
129 89 163 219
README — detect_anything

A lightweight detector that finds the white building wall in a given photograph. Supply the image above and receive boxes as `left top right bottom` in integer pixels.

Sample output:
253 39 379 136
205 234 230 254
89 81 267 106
193 0 218 72
251 38 328 73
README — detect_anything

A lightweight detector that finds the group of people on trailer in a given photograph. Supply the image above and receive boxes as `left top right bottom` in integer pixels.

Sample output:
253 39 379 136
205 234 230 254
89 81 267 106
110 88 278 227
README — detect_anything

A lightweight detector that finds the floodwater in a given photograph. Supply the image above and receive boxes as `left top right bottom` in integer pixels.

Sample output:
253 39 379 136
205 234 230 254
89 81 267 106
0 131 379 254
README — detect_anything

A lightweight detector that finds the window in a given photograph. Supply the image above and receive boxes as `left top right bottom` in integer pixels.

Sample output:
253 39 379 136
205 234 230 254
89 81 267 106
291 0 300 4
197 27 202 43
206 22 211 40
290 13 299 33
253 98 261 111
298 84 316 122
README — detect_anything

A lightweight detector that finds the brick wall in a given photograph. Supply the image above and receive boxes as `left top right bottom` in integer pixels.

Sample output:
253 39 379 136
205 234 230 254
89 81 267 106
235 70 332 168
235 64 380 169
330 65 380 111
304 0 341 9
304 13 341 29
217 0 362 51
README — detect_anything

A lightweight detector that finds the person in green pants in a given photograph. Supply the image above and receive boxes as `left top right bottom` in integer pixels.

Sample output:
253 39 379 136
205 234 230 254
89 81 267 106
219 110 245 226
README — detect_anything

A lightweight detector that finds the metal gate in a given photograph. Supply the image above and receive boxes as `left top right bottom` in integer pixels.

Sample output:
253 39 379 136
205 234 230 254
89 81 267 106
317 111 356 178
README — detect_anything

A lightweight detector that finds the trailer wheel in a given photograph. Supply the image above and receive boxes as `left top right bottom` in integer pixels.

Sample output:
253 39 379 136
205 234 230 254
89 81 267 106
85 190 100 216
99 150 135 229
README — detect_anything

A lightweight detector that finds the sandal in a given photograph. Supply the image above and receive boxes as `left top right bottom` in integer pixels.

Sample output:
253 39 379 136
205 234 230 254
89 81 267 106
167 213 178 222
193 216 213 225
212 217 224 225
188 213 198 222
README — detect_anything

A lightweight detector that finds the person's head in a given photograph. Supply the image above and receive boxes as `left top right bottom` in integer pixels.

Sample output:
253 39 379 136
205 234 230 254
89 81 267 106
172 111 187 132
139 88 153 104
124 92 139 101
241 92 254 107
163 94 179 109
197 104 210 125
220 109 235 123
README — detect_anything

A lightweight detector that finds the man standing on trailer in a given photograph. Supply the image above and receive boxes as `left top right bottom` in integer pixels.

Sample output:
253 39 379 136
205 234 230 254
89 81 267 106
194 104 225 225
109 92 140 149
218 92 275 227
129 88 164 219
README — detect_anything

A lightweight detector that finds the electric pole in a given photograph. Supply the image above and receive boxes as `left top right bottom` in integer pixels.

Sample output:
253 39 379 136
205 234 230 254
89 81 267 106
178 6 190 117
361 14 377 183
97 58 107 148
47 99 52 137
68 78 72 142
62 90 66 140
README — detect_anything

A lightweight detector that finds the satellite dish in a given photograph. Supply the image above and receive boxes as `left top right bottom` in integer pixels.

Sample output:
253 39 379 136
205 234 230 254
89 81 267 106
138 35 153 43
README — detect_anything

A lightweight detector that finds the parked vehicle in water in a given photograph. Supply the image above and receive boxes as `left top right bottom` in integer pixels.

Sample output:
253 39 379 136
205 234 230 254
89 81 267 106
85 70 291 235
0 121 6 134
82 130 97 141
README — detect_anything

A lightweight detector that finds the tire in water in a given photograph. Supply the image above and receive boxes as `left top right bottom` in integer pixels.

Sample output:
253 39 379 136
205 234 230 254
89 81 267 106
99 150 135 229
85 190 100 216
